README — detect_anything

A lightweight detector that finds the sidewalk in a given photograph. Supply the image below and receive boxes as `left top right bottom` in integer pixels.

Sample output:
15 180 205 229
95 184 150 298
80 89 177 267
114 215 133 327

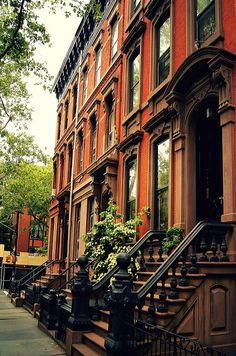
0 290 66 356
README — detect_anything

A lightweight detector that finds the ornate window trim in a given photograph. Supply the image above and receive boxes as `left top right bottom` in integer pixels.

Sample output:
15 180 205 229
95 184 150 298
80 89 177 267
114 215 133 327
186 0 223 54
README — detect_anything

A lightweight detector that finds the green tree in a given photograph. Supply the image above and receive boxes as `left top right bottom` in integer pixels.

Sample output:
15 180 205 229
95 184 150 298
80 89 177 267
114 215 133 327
0 160 53 234
0 0 101 135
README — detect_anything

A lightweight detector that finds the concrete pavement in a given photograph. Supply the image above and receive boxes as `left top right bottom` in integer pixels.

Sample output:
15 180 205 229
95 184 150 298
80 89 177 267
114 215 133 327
0 290 66 356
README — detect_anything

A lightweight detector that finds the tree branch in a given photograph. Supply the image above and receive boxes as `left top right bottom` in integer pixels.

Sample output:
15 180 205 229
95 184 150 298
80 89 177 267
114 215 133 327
0 0 26 61
0 95 12 132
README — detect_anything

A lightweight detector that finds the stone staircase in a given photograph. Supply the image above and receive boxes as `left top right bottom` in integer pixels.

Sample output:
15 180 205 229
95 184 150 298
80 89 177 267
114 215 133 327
69 222 236 355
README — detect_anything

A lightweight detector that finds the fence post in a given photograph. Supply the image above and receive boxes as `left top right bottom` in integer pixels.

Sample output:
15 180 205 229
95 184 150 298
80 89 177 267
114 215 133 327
39 288 57 330
67 255 92 331
55 292 68 340
105 252 137 356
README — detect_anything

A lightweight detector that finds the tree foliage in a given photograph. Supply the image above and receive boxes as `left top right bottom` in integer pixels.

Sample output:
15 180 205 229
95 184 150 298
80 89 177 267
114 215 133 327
84 200 148 281
0 160 53 229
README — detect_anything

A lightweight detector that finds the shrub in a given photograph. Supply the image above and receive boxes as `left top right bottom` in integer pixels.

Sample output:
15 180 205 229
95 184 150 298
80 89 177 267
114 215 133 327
162 227 184 254
84 200 148 281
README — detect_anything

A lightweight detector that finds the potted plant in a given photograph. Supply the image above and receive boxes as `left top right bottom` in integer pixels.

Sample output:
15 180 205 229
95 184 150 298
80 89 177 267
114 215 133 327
163 227 184 255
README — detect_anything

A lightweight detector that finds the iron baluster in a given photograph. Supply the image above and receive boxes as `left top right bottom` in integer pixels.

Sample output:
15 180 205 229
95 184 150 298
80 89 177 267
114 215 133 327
210 235 219 262
169 263 179 300
199 233 209 261
220 235 229 262
189 243 199 274
91 294 100 321
148 235 155 262
158 273 168 313
179 252 188 286
131 254 137 281
139 246 146 271
147 284 157 325
157 235 164 262
136 297 145 326
55 292 67 340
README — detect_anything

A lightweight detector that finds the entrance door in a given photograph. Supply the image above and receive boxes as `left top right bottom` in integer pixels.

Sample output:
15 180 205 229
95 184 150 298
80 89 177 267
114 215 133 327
196 102 223 221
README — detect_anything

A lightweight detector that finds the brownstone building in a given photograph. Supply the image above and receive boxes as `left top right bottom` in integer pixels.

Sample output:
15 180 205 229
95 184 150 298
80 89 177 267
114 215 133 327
48 0 236 350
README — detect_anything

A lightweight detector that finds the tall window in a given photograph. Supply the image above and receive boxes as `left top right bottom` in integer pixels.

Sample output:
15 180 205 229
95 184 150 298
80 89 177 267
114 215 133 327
131 0 141 16
57 113 61 141
195 0 215 43
83 68 88 102
111 18 118 62
126 158 137 220
75 204 81 259
64 100 69 130
53 162 57 189
156 14 170 85
95 46 102 86
87 198 95 232
106 95 115 149
73 84 78 118
78 131 84 173
59 154 64 190
90 116 97 163
154 138 169 230
129 51 140 112
68 144 73 183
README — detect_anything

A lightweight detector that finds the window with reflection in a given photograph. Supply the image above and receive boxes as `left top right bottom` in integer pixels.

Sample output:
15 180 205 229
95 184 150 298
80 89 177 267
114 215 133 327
156 14 170 85
90 116 97 163
64 100 69 130
68 143 73 183
195 0 215 42
111 18 118 62
57 113 61 141
129 51 140 112
73 84 78 118
75 203 81 258
83 68 88 102
59 154 64 190
95 46 102 86
78 131 83 173
131 0 141 16
87 198 94 232
106 94 115 149
126 158 137 220
154 138 169 230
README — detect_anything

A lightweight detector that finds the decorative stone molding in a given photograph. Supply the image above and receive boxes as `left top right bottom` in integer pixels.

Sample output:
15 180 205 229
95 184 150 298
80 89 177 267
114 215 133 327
145 0 170 20
121 20 146 54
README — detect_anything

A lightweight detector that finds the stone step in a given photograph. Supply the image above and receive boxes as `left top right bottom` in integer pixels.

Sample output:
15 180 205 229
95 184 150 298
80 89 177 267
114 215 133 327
82 332 106 356
72 343 101 356
92 320 108 339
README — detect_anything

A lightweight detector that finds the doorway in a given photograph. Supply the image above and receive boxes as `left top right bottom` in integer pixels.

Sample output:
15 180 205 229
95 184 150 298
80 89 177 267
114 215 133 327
195 100 223 221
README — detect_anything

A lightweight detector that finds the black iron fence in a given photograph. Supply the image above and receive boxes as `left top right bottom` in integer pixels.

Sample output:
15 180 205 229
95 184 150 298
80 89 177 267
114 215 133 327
123 321 230 356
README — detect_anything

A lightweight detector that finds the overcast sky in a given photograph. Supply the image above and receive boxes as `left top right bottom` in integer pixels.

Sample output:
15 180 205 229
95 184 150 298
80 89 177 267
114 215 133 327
27 9 80 157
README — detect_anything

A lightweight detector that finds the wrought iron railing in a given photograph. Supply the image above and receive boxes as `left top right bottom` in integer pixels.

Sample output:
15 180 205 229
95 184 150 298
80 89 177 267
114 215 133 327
9 259 54 296
123 321 230 356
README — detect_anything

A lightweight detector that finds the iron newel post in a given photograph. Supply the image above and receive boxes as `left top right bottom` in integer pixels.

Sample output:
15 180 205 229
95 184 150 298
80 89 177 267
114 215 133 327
68 255 92 331
105 252 138 356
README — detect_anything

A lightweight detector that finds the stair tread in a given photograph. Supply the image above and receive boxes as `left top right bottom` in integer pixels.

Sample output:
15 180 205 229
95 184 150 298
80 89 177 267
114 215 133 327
140 305 176 317
72 343 101 356
137 271 206 278
83 332 105 350
92 320 109 332
134 281 196 290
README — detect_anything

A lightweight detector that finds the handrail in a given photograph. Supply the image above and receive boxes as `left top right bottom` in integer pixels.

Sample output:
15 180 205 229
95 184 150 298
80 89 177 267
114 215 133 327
137 220 234 300
16 259 50 285
46 260 78 291
21 259 56 287
92 230 165 292
56 258 95 293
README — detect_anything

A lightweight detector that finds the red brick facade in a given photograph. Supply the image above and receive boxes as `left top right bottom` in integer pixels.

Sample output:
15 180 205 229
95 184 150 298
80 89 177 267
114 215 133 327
49 0 236 263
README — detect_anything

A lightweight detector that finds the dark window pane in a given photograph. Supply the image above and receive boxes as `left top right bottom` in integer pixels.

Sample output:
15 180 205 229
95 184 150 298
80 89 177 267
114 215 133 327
196 0 215 42
130 53 140 111
111 20 118 61
157 16 170 85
